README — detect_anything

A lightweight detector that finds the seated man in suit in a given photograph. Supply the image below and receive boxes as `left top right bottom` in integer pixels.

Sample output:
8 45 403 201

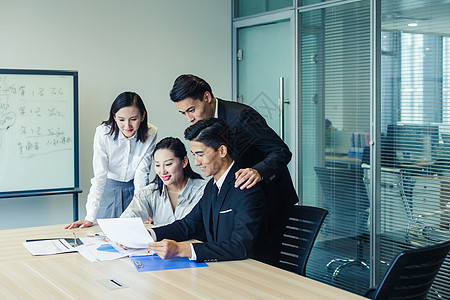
147 118 266 262
168 74 298 266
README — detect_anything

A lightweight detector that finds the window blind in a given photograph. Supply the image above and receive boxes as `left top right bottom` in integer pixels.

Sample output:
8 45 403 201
300 0 371 295
380 1 450 299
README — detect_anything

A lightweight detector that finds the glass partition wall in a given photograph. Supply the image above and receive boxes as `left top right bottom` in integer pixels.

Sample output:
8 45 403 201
299 1 371 295
234 0 293 17
378 1 450 298
234 0 450 298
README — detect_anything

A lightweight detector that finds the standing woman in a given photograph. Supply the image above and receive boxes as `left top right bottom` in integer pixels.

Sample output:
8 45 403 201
121 137 205 226
65 91 157 229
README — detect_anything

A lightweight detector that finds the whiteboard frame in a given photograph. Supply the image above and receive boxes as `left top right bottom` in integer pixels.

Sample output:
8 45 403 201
0 69 81 220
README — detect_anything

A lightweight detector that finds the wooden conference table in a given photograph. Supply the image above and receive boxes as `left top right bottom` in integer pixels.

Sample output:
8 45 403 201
0 224 367 299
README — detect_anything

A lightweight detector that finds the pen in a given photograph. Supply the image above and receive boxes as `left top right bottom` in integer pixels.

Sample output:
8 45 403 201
110 279 122 287
73 232 78 247
87 232 105 238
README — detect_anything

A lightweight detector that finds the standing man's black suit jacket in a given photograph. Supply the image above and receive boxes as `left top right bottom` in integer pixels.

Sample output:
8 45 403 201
152 163 266 262
217 99 299 266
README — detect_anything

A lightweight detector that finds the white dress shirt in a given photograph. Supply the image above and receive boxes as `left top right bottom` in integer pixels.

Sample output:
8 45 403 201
214 98 218 118
214 161 234 193
85 123 158 222
120 178 206 226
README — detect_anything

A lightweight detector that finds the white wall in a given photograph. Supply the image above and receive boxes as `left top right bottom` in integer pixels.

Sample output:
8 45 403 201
0 0 231 229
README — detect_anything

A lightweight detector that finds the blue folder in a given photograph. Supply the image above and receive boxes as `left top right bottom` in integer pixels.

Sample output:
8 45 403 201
130 254 208 272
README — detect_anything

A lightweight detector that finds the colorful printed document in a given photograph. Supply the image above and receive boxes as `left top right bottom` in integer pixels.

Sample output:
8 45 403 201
76 236 154 262
76 242 128 262
130 254 208 272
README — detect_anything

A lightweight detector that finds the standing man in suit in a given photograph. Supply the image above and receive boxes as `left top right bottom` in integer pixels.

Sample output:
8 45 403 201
148 118 266 262
168 74 299 266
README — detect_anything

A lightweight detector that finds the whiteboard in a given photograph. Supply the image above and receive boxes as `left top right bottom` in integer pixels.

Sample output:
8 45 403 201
0 69 78 195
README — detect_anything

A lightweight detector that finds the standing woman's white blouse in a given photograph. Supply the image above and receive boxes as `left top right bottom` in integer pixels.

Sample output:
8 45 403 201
85 123 158 222
121 177 206 226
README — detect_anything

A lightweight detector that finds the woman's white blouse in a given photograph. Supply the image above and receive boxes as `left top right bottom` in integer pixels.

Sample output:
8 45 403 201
121 177 206 226
85 123 158 222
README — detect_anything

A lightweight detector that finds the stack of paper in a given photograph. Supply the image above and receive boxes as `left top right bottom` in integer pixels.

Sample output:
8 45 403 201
97 217 154 248
23 218 155 262
76 218 155 262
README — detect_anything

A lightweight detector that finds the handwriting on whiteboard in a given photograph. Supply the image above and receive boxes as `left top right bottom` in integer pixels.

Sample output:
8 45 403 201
0 77 72 158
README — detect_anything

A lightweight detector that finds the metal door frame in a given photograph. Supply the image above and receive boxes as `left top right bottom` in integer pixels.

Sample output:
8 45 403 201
232 9 299 194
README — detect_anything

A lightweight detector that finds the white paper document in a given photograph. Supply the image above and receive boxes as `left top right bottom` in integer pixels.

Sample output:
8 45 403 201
76 237 154 262
97 217 154 249
23 239 76 256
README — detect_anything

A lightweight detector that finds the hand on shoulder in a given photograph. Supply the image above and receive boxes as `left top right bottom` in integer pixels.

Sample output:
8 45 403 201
234 168 262 190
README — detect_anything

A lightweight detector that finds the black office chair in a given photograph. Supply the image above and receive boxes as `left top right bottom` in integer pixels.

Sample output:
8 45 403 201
278 205 328 276
314 166 370 282
365 239 450 300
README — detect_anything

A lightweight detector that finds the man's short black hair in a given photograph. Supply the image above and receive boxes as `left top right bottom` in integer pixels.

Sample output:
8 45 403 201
184 118 232 155
170 74 215 102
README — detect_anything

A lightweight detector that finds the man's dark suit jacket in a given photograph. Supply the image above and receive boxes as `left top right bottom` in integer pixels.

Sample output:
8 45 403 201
217 99 299 266
152 163 265 262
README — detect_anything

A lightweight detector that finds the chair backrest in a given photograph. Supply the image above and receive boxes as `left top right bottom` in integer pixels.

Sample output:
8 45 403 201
314 166 369 238
367 239 450 300
278 205 328 276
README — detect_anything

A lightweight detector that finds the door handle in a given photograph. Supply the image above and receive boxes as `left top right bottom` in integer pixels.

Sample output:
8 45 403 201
279 77 290 140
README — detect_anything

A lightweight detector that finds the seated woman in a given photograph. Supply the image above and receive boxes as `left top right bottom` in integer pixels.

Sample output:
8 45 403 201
121 137 206 226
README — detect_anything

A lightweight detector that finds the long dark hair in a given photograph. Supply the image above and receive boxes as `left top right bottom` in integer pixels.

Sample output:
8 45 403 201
151 137 203 195
102 91 149 142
